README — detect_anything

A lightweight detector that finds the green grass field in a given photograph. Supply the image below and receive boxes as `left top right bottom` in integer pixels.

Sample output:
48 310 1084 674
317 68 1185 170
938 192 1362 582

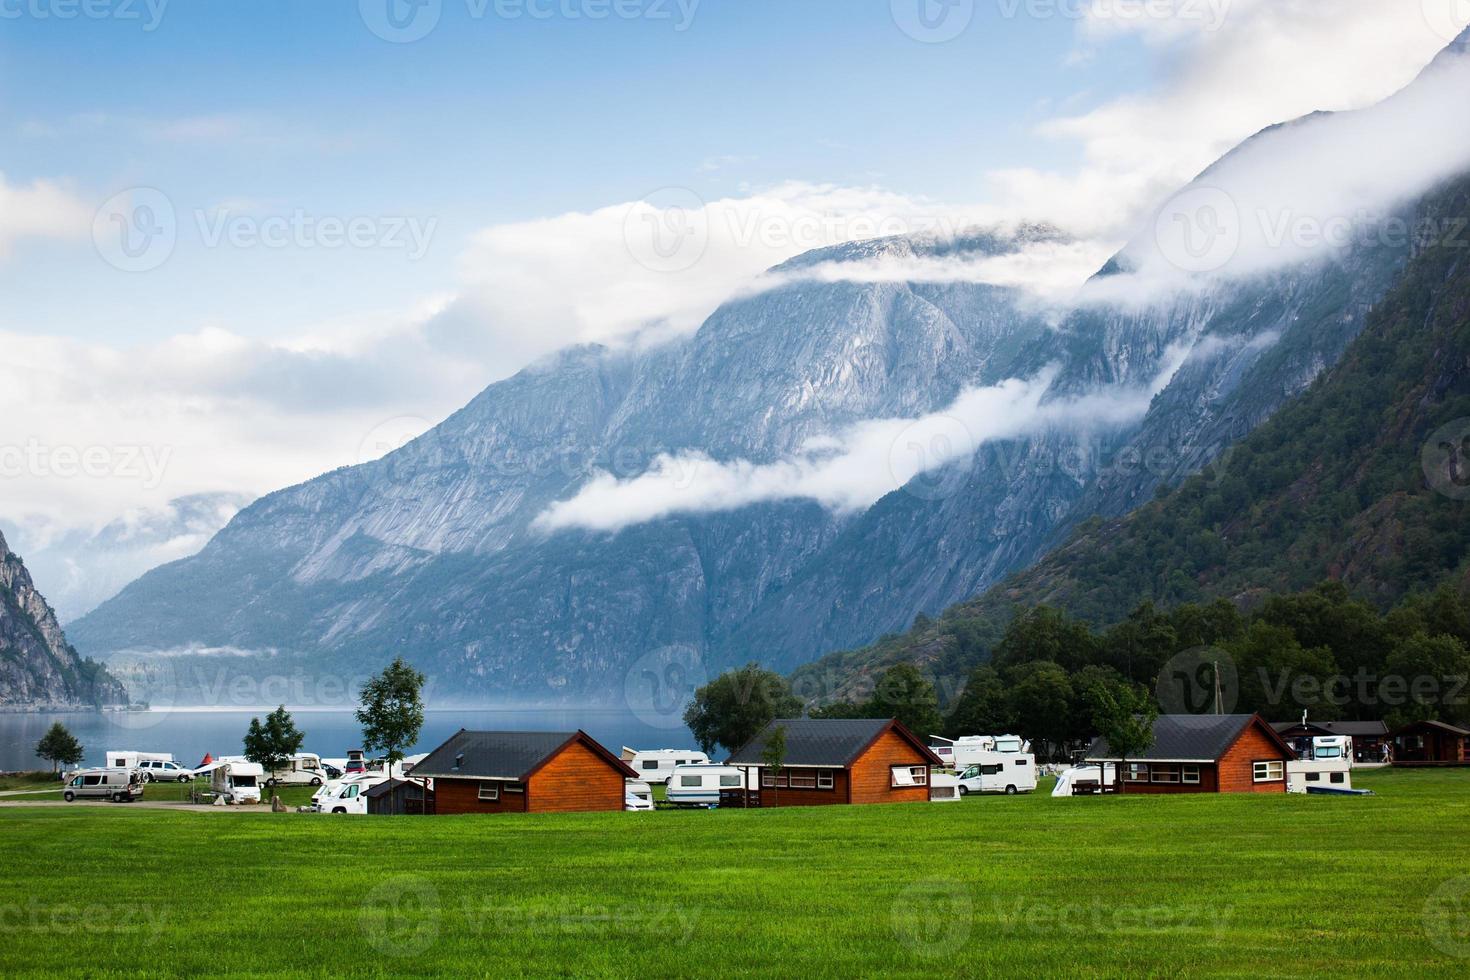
1 769 1467 977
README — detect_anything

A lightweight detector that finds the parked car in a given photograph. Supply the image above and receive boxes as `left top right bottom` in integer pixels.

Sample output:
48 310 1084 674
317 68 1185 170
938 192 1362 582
63 768 145 803
138 759 193 782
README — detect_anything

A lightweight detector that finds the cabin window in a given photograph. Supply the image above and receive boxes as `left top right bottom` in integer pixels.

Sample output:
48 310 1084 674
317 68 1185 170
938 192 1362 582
1125 764 1149 783
719 775 741 788
890 766 927 788
505 782 524 793
1253 761 1284 783
1150 765 1181 784
478 784 499 801
761 770 788 788
1182 765 1200 784
817 771 834 790
789 771 816 789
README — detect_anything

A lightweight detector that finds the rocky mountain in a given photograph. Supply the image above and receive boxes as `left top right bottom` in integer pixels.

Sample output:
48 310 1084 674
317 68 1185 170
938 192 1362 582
794 169 1470 702
0 529 126 709
68 30 1470 704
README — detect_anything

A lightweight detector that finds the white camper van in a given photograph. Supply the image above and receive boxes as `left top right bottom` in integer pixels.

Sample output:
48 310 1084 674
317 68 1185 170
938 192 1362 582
665 763 747 806
954 751 1038 795
264 753 329 787
63 768 145 803
314 774 388 814
210 762 265 804
1287 736 1355 793
620 748 711 785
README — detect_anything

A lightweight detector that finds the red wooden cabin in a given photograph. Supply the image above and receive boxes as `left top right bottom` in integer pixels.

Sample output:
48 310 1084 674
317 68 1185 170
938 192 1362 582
1084 714 1295 794
1391 720 1470 765
725 718 942 806
412 730 637 814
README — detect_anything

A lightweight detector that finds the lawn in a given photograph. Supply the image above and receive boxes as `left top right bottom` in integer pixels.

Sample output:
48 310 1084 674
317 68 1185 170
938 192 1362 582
0 769 1466 977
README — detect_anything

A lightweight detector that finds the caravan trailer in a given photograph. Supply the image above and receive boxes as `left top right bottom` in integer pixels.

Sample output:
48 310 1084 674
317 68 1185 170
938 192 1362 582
103 750 173 770
620 748 711 785
665 763 747 806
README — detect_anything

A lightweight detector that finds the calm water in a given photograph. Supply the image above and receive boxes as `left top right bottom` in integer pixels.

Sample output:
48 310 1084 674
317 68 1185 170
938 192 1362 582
0 707 696 771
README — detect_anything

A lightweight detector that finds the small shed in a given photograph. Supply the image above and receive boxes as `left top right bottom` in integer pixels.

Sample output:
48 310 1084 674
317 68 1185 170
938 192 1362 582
1391 720 1470 765
364 778 433 816
724 718 943 807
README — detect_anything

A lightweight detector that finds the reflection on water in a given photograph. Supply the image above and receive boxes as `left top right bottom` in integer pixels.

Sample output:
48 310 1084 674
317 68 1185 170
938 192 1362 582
0 707 696 771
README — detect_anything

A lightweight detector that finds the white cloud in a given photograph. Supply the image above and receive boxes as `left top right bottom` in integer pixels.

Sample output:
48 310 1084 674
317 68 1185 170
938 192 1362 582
533 347 1192 534
0 173 90 257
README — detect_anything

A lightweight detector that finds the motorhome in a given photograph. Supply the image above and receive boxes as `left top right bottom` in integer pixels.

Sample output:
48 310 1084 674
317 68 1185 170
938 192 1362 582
625 780 655 812
313 774 389 814
954 750 1038 795
1287 735 1356 793
264 753 329 787
664 763 747 806
62 769 145 803
931 735 1031 769
103 750 173 770
620 748 711 785
210 761 265 804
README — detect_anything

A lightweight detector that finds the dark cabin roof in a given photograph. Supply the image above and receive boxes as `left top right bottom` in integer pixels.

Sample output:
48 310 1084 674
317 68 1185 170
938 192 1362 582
1087 714 1293 762
1393 719 1470 737
725 718 942 767
413 730 636 780
364 778 424 799
1272 720 1390 738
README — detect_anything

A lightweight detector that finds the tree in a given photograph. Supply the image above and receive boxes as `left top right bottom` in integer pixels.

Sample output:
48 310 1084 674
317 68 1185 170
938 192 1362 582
35 722 83 774
357 657 427 773
243 706 305 787
1383 632 1470 727
1003 661 1074 760
683 663 801 755
944 665 1009 738
809 700 875 720
760 724 787 807
1088 678 1157 795
868 664 943 738
993 606 1100 673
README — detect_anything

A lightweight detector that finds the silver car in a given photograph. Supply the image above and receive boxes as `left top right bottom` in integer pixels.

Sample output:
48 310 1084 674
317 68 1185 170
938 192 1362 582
138 759 193 782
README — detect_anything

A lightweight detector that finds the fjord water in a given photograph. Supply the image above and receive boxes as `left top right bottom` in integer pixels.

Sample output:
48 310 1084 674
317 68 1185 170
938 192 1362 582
0 707 696 771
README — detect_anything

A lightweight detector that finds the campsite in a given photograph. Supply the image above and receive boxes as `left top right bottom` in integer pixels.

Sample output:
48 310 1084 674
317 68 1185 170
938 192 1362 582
1 767 1466 976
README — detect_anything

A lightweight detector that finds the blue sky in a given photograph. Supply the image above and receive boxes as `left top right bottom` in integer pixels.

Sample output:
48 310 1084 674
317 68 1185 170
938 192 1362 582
0 1 1156 343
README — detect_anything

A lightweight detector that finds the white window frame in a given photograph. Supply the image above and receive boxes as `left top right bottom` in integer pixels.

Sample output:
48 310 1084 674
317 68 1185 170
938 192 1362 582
1125 763 1149 783
817 771 834 790
1253 760 1284 783
890 765 928 788
505 782 525 794
1182 765 1201 785
1150 765 1181 784
789 771 816 789
478 783 500 801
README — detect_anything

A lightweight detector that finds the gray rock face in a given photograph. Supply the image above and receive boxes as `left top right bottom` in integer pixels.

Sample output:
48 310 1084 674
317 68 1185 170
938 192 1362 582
0 530 127 709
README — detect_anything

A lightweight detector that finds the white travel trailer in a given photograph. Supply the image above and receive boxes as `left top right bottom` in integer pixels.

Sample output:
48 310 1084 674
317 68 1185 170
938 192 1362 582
1052 763 1116 797
932 735 1031 769
103 750 173 770
620 747 711 785
664 763 747 806
625 780 655 812
207 761 265 804
313 774 389 814
1287 736 1356 794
